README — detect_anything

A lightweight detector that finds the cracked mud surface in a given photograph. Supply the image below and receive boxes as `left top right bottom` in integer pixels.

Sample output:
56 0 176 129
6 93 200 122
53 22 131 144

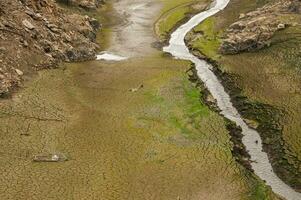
0 0 278 199
0 57 253 199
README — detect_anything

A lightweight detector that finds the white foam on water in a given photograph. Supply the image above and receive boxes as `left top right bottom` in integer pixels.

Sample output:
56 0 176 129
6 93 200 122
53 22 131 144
163 0 301 199
96 52 128 61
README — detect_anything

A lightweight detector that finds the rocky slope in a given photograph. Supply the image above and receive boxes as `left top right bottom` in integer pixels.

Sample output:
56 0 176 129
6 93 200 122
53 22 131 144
220 0 300 54
0 0 100 96
57 0 104 9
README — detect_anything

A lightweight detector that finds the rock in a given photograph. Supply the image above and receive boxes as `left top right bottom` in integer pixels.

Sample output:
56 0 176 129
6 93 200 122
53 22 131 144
0 47 6 52
15 69 24 76
229 22 246 30
35 13 43 20
22 19 35 30
239 13 246 19
23 40 29 47
277 23 286 30
46 23 61 33
206 94 216 105
89 17 100 30
78 1 97 9
0 0 100 96
220 1 292 54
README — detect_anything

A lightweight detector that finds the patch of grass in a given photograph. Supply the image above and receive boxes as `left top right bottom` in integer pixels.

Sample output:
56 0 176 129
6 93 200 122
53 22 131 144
155 0 210 41
190 18 222 58
167 77 211 139
159 0 196 13
182 77 209 117
249 180 274 200
157 6 191 39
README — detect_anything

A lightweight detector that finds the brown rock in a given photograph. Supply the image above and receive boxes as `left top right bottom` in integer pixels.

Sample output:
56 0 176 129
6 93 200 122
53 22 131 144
219 0 294 54
22 19 35 30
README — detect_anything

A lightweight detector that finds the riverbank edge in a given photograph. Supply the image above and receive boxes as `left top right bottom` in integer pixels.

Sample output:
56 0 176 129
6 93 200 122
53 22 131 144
187 65 252 169
187 44 301 191
186 63 281 198
153 1 212 49
157 1 282 197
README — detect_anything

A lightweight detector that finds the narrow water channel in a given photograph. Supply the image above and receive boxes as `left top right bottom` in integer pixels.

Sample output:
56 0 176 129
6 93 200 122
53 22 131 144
163 0 301 199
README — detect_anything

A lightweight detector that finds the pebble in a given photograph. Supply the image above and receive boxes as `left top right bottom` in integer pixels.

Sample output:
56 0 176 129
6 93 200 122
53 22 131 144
22 19 35 30
15 68 23 76
0 47 6 52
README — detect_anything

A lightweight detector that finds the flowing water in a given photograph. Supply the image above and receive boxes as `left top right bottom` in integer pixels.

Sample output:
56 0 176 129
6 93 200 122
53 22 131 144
163 0 301 199
96 51 128 61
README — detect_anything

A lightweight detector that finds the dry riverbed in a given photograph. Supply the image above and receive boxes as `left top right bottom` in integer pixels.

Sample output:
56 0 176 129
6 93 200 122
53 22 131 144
0 0 282 199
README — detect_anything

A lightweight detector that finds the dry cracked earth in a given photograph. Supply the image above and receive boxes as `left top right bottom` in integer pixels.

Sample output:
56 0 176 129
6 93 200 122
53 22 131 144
0 0 280 199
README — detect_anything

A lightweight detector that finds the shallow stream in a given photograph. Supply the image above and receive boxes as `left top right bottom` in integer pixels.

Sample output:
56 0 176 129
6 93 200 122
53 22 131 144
163 0 301 199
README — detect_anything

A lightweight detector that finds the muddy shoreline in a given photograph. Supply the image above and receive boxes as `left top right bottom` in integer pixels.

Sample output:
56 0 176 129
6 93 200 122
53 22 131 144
187 65 253 171
154 2 211 48
188 46 301 191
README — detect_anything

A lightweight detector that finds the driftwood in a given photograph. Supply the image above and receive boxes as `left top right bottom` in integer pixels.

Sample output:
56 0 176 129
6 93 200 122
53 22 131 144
33 153 68 162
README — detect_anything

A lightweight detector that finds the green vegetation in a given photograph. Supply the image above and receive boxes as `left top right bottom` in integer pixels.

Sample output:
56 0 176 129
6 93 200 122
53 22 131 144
155 0 210 41
249 180 275 200
188 0 301 190
190 18 221 58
